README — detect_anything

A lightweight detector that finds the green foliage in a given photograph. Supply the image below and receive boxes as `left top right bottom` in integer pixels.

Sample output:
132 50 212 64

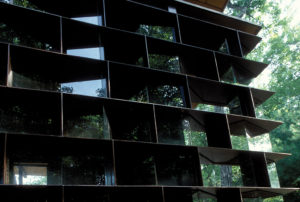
226 0 300 200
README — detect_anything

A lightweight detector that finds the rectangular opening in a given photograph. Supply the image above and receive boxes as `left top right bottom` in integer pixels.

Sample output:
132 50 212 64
13 163 48 185
9 46 108 97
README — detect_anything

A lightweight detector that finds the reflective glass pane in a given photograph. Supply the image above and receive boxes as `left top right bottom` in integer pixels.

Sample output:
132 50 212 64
137 25 176 42
243 196 283 202
0 90 61 135
61 79 107 97
64 100 110 139
7 135 114 185
67 47 105 60
149 85 185 107
156 152 200 186
248 133 273 152
0 22 58 51
194 104 230 114
62 154 112 185
149 54 180 73
10 71 107 97
201 164 243 187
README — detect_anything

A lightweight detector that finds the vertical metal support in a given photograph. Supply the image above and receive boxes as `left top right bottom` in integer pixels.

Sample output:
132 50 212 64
6 44 11 87
184 75 193 109
227 30 243 57
144 36 151 68
225 114 233 149
102 0 107 26
60 93 64 136
249 88 257 118
239 88 256 117
152 105 159 143
175 14 182 43
213 52 221 82
59 17 64 54
161 187 166 202
195 147 204 186
62 186 65 202
112 140 117 185
236 31 244 57
3 134 7 184
107 61 111 98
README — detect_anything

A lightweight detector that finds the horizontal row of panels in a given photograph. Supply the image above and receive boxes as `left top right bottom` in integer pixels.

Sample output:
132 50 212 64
0 133 288 188
0 185 297 202
0 82 280 150
0 1 261 58
0 43 272 118
129 0 262 35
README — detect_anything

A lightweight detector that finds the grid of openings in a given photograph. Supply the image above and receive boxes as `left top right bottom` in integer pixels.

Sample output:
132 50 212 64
0 0 295 201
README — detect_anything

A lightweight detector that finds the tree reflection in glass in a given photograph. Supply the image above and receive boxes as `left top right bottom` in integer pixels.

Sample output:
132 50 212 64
64 107 109 140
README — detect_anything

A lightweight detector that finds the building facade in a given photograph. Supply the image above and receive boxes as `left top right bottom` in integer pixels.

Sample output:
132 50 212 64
0 0 298 201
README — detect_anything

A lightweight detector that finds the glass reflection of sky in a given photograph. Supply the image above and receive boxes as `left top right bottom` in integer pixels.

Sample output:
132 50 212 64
67 47 105 60
72 16 103 26
61 79 107 97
